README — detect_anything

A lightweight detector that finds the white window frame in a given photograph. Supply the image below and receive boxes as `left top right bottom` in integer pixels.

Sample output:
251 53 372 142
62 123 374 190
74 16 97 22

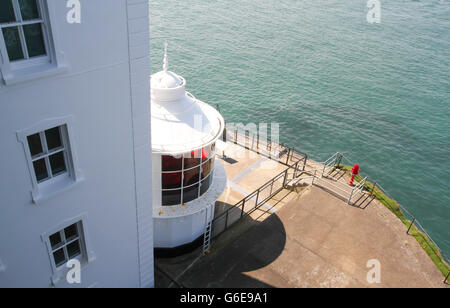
17 116 83 204
48 221 84 269
0 0 51 68
28 126 71 184
41 213 95 286
0 0 67 85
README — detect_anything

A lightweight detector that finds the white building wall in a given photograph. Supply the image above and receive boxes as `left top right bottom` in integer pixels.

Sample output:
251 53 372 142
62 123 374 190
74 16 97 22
0 0 153 287
126 0 154 288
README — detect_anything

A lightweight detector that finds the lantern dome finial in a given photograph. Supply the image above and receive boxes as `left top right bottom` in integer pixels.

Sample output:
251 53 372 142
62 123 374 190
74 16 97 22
163 42 168 72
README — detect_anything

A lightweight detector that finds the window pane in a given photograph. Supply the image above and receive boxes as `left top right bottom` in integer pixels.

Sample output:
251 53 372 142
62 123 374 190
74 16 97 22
64 224 78 241
201 158 214 180
49 232 62 249
45 127 62 151
49 152 66 175
18 0 40 20
162 172 181 189
53 248 66 267
0 0 16 23
161 155 182 171
183 184 199 203
23 23 46 57
201 147 211 161
33 158 48 182
184 151 201 169
27 133 43 157
200 173 213 196
2 27 24 61
183 167 200 186
162 189 181 206
67 240 81 259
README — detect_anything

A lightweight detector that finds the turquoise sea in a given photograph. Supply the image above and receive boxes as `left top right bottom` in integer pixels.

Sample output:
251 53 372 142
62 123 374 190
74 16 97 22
150 1 450 258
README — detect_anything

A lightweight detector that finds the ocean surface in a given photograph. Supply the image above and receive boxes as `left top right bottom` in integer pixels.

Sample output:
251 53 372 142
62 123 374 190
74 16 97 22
149 0 450 257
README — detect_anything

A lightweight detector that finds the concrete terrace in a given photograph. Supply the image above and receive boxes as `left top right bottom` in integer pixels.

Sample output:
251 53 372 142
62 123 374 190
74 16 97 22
155 138 447 288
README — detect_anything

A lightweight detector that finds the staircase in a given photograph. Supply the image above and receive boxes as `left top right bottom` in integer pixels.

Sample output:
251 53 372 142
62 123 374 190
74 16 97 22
289 153 369 205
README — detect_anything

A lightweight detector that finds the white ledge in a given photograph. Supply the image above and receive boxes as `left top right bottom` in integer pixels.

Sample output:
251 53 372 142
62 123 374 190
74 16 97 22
2 63 68 86
32 173 84 205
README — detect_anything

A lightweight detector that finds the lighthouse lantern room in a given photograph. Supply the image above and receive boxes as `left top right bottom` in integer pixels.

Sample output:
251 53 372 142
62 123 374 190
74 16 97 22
151 44 226 252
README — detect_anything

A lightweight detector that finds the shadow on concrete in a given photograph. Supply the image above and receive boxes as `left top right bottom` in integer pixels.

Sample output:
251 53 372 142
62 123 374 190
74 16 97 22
176 213 287 287
327 169 346 181
154 195 290 288
219 155 238 164
350 192 376 209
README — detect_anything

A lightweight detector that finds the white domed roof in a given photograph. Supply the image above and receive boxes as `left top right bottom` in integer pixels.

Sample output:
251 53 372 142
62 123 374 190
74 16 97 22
151 91 224 154
150 47 224 154
151 71 183 89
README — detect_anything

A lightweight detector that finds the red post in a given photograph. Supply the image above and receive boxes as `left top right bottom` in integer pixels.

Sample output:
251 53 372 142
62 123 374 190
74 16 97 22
349 164 359 186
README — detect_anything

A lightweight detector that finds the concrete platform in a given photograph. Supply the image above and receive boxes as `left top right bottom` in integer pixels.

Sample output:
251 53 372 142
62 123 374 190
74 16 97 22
154 141 447 288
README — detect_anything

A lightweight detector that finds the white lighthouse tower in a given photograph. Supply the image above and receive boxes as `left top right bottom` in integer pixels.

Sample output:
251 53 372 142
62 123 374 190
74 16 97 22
151 45 226 253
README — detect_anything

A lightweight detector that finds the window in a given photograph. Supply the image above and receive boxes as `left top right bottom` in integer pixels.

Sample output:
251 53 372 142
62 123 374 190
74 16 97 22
162 143 216 206
0 0 49 65
42 214 94 285
17 117 82 203
48 222 85 268
26 125 69 183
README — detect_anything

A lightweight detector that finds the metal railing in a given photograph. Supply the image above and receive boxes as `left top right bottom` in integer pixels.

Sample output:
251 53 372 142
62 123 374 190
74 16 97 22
226 127 308 167
213 105 449 280
211 159 307 239
338 153 450 279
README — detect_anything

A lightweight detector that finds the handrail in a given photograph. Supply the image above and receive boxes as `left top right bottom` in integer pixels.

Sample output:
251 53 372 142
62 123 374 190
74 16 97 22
336 152 450 275
213 158 305 231
213 115 449 277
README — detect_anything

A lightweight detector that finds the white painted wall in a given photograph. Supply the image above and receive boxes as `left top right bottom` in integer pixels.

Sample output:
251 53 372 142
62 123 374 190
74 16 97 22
0 0 153 287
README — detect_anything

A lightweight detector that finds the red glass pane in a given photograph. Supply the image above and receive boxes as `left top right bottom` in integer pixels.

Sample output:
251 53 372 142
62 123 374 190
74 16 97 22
183 184 199 203
162 189 181 206
184 151 201 169
201 148 209 161
162 155 182 171
201 158 214 179
162 172 182 189
183 167 200 186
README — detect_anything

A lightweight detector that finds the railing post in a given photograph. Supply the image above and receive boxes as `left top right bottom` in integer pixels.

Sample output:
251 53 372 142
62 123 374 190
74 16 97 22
312 170 316 185
348 188 353 205
407 218 416 235
255 189 260 208
234 128 237 144
251 133 255 151
286 148 290 165
256 132 259 153
282 169 288 188
241 200 245 218
371 182 377 196
225 210 229 229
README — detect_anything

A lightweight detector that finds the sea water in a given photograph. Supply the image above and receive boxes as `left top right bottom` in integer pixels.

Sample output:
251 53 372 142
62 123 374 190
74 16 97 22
150 0 450 257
